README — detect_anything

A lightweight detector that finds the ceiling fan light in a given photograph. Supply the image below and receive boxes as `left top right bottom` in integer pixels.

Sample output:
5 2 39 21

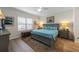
37 8 42 12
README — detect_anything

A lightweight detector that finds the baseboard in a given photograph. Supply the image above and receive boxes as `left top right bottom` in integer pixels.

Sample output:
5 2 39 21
74 39 79 43
10 36 21 40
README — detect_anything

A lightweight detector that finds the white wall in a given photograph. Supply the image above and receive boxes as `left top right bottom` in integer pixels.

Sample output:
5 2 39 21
54 10 73 23
41 10 73 23
41 10 73 28
73 8 79 41
55 10 74 33
0 7 38 40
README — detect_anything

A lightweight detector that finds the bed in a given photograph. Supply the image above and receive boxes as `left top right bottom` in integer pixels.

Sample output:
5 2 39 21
31 24 59 47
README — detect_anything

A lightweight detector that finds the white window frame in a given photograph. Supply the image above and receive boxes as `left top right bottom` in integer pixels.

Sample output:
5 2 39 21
17 17 33 31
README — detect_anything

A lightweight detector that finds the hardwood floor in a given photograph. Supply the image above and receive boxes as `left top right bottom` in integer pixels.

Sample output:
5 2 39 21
8 38 34 52
55 38 79 52
8 37 79 52
22 36 56 52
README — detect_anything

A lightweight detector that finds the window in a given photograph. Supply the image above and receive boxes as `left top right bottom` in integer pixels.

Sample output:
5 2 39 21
18 16 33 31
26 18 33 30
18 17 26 31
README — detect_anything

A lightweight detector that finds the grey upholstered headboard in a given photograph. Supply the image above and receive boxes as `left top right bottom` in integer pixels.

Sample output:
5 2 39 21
43 24 59 30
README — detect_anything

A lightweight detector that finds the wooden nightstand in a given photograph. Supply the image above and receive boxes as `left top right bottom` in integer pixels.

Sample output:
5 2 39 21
58 29 69 39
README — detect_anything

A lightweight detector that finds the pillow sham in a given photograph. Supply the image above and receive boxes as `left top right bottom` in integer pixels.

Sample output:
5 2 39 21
49 27 57 30
43 26 57 30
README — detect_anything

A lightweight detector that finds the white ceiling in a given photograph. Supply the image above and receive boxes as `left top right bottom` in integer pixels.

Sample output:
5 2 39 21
15 7 72 17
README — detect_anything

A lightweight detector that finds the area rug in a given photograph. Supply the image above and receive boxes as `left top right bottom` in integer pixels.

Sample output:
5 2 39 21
22 36 56 52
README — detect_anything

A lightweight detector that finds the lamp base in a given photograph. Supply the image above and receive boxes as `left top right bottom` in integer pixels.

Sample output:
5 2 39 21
1 19 5 30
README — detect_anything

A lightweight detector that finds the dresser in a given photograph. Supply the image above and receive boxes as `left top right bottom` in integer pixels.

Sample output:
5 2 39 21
0 30 10 52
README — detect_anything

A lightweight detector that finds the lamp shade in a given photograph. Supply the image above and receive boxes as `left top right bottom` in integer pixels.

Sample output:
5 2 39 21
60 20 70 30
0 9 5 19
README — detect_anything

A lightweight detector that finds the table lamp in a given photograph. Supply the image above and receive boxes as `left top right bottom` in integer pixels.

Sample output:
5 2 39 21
0 9 5 30
60 20 70 30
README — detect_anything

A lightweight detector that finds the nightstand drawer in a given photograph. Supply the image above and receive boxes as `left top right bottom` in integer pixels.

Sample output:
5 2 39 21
58 29 69 39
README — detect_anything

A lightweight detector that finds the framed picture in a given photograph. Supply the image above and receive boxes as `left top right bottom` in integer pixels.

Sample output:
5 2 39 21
47 16 54 23
4 16 14 25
